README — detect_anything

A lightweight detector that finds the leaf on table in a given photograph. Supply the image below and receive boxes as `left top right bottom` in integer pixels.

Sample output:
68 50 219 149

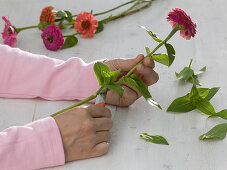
38 22 51 30
193 98 216 115
175 67 194 81
204 87 220 101
167 94 196 113
140 133 169 145
125 74 161 109
56 10 68 18
61 36 78 49
200 123 227 140
196 66 206 75
165 43 175 67
209 109 227 120
64 10 73 23
104 83 124 98
139 26 162 43
95 21 104 34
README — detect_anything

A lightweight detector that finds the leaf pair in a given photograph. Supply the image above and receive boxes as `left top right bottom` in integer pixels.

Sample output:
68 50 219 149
124 74 162 109
141 26 175 67
167 85 219 115
140 133 169 145
175 60 206 86
94 62 124 97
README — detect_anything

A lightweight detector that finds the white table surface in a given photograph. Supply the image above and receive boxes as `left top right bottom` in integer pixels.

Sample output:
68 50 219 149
0 0 227 170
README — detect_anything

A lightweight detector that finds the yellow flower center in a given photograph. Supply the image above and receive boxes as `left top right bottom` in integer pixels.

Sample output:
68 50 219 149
81 20 91 30
45 35 53 43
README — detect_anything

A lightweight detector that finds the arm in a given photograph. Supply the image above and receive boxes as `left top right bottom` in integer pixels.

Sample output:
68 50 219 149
0 44 99 101
0 117 65 170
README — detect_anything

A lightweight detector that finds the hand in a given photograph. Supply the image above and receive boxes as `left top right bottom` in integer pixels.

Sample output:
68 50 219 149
104 54 159 107
53 105 113 162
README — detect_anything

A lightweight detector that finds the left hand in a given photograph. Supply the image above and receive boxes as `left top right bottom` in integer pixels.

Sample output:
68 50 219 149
104 54 159 107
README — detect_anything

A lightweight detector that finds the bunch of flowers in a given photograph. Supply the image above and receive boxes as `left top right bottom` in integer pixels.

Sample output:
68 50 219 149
1 0 154 50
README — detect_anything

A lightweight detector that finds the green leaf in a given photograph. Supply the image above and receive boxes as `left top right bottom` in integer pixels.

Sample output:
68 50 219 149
61 36 78 49
59 24 67 29
193 99 216 115
95 21 104 34
64 10 73 23
125 74 161 109
188 75 201 86
139 26 162 43
209 109 227 120
196 66 206 75
175 67 194 81
197 88 210 99
205 87 220 101
109 70 120 83
165 43 175 67
188 85 199 99
200 123 227 140
56 10 68 18
104 83 124 98
167 94 196 113
94 62 111 85
152 54 169 66
38 22 51 30
140 133 169 145
145 47 151 56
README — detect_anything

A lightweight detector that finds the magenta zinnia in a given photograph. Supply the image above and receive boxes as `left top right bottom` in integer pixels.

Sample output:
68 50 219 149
167 8 196 40
1 16 17 47
41 25 64 51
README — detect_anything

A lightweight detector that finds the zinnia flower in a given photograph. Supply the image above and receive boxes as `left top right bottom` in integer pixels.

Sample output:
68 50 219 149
167 8 196 40
74 12 98 38
40 6 56 26
41 25 64 51
1 16 17 47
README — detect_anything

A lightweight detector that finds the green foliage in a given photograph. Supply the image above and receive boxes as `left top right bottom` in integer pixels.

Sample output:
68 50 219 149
165 43 175 67
62 36 78 49
140 133 169 145
38 22 51 30
209 109 227 120
56 10 68 18
152 54 170 66
200 123 227 140
94 62 124 97
125 74 161 109
140 26 162 43
175 60 206 86
167 86 218 114
95 21 104 34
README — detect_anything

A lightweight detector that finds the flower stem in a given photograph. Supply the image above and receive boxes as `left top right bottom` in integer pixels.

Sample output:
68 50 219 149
188 58 193 68
51 86 104 117
63 32 79 37
119 26 179 79
16 26 38 33
51 26 179 117
100 0 151 24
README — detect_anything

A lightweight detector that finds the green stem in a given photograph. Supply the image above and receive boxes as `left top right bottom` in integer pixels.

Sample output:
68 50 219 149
120 26 179 79
100 0 147 24
16 26 38 33
51 87 104 117
189 58 193 68
63 32 79 37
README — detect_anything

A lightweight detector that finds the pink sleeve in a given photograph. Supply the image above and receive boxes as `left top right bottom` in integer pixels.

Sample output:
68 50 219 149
0 44 99 101
0 117 65 170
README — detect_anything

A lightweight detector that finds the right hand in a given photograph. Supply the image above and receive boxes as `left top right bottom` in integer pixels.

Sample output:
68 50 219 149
53 105 113 162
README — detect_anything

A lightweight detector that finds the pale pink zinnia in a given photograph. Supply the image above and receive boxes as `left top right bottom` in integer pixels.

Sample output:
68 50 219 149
41 25 64 51
167 8 196 40
1 16 17 47
74 12 98 38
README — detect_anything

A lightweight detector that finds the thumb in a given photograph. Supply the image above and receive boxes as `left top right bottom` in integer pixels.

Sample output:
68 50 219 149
113 54 144 72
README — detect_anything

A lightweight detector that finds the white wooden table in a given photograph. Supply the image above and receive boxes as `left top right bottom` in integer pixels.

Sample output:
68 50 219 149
0 0 227 169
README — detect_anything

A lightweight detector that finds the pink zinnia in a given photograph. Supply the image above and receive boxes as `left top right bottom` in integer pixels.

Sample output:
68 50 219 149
1 16 17 47
41 25 64 51
74 12 98 38
167 8 196 40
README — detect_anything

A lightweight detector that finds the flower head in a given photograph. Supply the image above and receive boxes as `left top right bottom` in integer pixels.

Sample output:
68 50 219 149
41 25 64 51
40 6 56 26
1 16 17 47
167 8 196 40
74 12 98 38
